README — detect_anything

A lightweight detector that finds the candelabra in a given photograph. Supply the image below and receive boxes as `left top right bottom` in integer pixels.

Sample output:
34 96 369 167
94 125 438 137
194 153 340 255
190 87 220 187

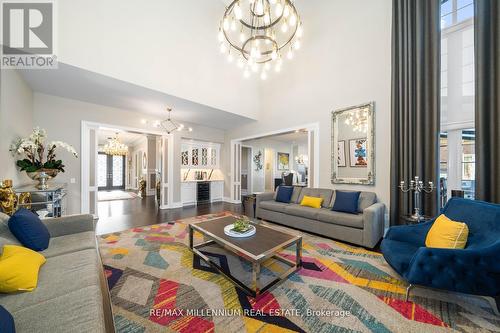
399 176 435 222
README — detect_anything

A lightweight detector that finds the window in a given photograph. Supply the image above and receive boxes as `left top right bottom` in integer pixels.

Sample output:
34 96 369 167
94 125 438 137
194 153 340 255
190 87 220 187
461 129 475 199
441 0 474 29
440 0 475 203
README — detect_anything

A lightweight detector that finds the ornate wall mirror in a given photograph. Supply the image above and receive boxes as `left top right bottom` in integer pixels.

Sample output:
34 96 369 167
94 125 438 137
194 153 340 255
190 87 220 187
331 102 375 185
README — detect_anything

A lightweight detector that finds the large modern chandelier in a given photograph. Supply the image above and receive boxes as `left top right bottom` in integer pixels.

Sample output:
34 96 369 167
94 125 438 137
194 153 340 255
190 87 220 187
159 108 193 134
218 0 303 79
103 133 128 156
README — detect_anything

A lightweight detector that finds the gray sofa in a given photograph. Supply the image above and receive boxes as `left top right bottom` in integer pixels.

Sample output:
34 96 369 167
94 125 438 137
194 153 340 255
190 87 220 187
256 187 385 248
0 212 114 333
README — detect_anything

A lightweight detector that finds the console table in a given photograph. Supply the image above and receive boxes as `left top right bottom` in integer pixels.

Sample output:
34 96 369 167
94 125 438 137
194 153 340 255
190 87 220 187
14 183 67 218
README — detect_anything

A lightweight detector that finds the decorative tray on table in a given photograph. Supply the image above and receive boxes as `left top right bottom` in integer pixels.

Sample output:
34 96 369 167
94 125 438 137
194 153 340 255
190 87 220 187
223 218 256 238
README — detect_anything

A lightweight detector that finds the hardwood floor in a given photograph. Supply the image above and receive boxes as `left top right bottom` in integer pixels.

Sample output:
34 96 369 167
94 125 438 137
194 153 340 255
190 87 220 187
95 194 381 251
96 196 242 235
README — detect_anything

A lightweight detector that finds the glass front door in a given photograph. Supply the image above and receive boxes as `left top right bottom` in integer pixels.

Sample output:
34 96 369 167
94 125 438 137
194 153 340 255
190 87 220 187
98 153 125 191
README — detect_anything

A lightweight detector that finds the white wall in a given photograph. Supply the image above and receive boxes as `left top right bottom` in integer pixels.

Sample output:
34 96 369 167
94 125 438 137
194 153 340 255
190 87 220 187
33 93 226 213
0 70 34 185
57 0 260 120
225 0 392 213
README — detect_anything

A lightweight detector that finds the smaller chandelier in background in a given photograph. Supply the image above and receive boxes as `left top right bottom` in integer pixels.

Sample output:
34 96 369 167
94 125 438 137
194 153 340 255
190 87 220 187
345 108 369 133
218 0 303 79
103 133 128 156
158 108 193 134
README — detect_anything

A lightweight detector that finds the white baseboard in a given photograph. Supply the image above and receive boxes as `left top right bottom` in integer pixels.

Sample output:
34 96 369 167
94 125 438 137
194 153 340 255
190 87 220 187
159 201 183 210
224 197 241 204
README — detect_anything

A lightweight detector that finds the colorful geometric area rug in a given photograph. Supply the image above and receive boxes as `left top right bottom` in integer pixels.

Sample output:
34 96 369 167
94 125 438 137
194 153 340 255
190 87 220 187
98 212 500 333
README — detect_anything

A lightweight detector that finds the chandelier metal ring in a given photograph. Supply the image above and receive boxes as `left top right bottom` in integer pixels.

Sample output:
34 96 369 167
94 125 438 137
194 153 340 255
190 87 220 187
241 35 278 63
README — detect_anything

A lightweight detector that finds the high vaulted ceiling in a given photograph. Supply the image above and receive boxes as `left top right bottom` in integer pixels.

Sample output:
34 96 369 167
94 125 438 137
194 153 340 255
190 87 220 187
53 0 260 121
20 63 256 130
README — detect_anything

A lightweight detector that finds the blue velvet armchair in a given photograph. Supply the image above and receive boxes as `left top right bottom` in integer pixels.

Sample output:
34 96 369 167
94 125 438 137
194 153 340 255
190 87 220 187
381 198 500 313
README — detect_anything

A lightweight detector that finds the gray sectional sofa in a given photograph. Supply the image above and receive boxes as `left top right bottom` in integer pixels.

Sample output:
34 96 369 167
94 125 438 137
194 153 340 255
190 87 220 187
256 187 385 248
0 212 114 333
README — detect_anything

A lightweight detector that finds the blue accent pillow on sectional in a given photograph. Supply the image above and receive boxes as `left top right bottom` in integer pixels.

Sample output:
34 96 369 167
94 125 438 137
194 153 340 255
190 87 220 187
332 191 361 214
8 208 50 251
0 305 15 333
276 186 294 203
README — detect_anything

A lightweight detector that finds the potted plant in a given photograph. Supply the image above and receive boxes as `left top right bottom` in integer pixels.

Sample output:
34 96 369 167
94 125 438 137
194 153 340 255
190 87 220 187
10 127 78 189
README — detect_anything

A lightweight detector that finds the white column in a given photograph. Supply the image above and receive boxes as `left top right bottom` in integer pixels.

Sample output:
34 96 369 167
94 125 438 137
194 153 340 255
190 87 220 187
81 122 98 215
230 141 242 203
159 135 174 209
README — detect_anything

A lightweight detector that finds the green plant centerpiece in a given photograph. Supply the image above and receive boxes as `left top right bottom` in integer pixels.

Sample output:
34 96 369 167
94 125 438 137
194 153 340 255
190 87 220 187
10 127 78 189
231 216 252 233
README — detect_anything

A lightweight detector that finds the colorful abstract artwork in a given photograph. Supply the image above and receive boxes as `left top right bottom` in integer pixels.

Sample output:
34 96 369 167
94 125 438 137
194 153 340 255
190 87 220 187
277 152 290 170
98 212 499 332
349 138 367 167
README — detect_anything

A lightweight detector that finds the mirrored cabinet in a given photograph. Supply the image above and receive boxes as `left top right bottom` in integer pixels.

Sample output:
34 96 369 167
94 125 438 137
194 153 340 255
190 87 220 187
181 141 220 168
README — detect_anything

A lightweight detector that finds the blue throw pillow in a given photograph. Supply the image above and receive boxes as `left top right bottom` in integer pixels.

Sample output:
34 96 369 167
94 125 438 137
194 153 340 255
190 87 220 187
0 305 15 333
276 186 294 203
8 208 50 251
332 191 361 214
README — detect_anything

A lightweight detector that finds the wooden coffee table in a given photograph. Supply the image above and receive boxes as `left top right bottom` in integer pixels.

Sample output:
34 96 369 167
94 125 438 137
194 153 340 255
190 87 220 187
189 215 302 298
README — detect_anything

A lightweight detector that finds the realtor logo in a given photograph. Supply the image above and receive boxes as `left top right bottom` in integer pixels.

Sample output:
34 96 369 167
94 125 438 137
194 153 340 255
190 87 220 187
1 1 57 68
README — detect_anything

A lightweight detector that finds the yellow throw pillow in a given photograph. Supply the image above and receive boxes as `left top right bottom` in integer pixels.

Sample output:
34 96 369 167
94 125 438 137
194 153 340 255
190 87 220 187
425 214 469 249
300 195 323 209
0 245 46 293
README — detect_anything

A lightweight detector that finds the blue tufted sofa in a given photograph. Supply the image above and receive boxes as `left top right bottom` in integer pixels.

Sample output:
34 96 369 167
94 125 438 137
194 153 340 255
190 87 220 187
381 198 500 313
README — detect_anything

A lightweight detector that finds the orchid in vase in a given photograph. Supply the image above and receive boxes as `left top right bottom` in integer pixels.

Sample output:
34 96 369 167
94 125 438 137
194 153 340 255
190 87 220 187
10 127 78 188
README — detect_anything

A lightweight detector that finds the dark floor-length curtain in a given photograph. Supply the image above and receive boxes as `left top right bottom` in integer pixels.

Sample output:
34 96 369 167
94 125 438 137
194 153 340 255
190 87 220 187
474 0 500 203
390 0 441 225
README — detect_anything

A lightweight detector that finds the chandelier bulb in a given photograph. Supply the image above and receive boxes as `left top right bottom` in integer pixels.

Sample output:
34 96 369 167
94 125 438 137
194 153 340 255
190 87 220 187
264 62 271 70
234 4 242 20
220 43 227 53
294 40 301 50
283 5 290 17
290 13 297 26
264 13 270 25
255 0 264 15
287 49 293 59
271 49 278 60
251 63 258 72
281 21 288 33
270 0 277 4
243 69 250 78
239 32 245 42
275 3 283 16
260 71 267 80
227 53 234 63
223 18 229 31
275 64 281 72
218 30 224 42
188 128 193 132
230 19 236 31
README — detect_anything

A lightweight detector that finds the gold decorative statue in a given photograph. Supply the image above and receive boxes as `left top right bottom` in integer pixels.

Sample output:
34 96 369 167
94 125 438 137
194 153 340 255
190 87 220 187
18 192 32 210
0 179 18 215
139 178 146 198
